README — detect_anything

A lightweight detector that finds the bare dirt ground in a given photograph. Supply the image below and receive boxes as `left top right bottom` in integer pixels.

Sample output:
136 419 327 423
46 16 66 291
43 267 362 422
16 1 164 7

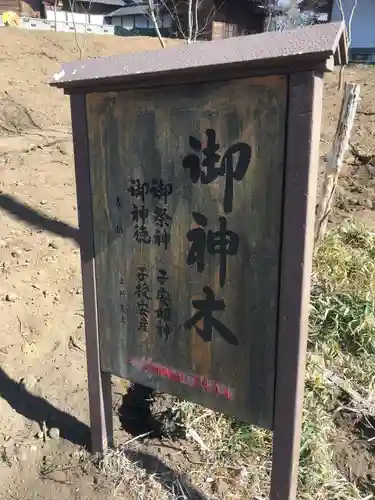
0 28 374 500
321 66 375 229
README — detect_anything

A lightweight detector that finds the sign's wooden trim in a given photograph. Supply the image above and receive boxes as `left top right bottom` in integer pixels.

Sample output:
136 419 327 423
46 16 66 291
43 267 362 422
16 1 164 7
270 71 324 500
70 94 113 454
62 58 337 96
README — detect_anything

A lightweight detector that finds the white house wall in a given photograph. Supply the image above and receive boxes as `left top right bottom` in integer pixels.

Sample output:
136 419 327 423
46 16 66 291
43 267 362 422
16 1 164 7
90 14 105 25
46 8 104 26
46 10 65 22
331 0 375 49
66 12 87 23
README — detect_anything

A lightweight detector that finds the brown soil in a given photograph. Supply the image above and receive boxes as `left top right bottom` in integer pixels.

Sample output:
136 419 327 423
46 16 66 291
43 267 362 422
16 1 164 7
0 27 374 499
334 410 375 494
321 66 375 228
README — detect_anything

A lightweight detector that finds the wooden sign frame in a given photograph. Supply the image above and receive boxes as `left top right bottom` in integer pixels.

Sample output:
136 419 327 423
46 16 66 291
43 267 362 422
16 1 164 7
51 22 347 500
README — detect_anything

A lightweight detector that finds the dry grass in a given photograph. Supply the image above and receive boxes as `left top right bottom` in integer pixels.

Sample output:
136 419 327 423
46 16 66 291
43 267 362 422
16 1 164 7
100 447 170 499
99 220 375 500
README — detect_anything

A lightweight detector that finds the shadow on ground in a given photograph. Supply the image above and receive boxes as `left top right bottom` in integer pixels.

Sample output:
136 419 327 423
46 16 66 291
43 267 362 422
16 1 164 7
118 384 162 438
118 385 209 498
0 371 210 499
119 383 185 440
0 193 79 243
0 195 209 497
0 367 89 447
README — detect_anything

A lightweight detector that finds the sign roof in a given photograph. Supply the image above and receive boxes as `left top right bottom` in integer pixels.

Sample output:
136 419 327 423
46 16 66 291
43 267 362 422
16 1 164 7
51 22 347 92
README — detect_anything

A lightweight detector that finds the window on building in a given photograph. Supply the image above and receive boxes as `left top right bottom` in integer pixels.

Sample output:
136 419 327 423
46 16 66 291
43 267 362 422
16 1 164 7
162 13 172 28
223 23 235 38
134 14 148 28
121 16 134 29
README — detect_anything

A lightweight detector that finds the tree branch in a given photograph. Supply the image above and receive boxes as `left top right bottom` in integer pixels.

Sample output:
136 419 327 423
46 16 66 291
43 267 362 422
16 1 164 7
147 0 166 48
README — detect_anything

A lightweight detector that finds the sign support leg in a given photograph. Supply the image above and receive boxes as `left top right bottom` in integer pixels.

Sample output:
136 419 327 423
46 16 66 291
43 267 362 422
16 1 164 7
70 93 113 454
270 71 324 500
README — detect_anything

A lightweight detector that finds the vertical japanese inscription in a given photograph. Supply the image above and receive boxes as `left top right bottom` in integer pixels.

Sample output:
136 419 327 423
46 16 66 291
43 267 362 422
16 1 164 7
116 179 174 338
132 203 151 244
183 128 252 346
155 269 171 340
128 180 151 244
185 286 239 345
128 178 173 249
182 128 251 214
119 276 126 325
151 179 173 250
153 207 172 250
135 266 150 333
115 196 124 234
187 212 239 288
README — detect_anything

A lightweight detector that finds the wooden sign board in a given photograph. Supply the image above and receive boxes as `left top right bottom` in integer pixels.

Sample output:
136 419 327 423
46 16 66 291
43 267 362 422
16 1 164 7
51 22 347 500
86 75 286 429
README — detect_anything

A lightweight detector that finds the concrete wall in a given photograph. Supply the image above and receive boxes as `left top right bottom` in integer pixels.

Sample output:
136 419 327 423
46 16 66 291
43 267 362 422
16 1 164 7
18 15 115 34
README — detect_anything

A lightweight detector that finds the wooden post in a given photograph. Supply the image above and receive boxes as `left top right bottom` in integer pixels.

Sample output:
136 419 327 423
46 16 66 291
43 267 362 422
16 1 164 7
70 94 113 454
315 82 360 243
270 71 324 500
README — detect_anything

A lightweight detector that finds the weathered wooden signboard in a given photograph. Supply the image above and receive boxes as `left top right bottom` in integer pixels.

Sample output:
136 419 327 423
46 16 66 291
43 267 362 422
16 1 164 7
51 22 347 500
86 75 287 429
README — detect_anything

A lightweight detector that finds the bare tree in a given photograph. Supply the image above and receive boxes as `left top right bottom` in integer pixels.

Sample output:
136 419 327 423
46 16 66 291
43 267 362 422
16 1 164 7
54 0 58 31
68 0 92 59
264 0 321 32
146 0 166 48
335 0 358 88
335 0 357 46
133 0 225 48
264 0 338 33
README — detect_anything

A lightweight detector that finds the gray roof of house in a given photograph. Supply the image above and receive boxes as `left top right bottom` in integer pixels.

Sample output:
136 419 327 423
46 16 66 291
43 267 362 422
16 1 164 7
105 4 147 17
79 0 126 6
51 21 347 93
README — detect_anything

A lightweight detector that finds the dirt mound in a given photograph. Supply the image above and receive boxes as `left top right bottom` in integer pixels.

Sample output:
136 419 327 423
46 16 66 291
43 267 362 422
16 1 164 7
0 28 178 133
